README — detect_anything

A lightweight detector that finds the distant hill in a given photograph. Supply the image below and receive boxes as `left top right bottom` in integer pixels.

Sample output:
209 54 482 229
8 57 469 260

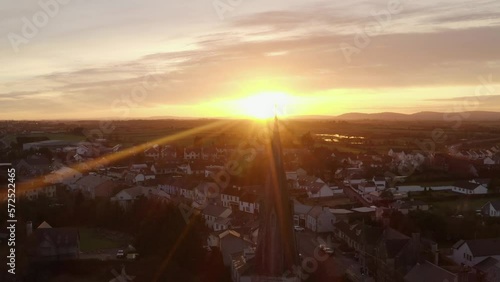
333 111 500 121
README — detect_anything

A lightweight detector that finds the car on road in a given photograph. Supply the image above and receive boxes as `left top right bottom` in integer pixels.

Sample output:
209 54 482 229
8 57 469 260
116 249 125 259
294 226 305 232
319 244 334 255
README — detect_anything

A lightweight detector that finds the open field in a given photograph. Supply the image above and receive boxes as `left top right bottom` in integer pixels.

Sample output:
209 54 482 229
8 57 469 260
411 190 500 214
79 228 125 252
3 119 500 155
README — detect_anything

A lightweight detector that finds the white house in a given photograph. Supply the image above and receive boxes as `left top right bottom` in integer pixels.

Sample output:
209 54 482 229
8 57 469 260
184 147 202 160
306 182 333 198
373 176 387 190
484 157 496 165
208 230 254 266
452 239 500 266
194 182 220 205
482 201 500 217
144 145 160 159
221 188 242 208
239 193 259 214
356 181 377 194
202 205 232 231
293 201 313 227
45 166 83 186
111 187 146 208
452 181 488 195
306 206 336 233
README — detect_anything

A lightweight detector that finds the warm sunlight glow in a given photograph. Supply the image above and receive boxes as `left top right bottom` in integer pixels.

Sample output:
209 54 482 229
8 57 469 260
238 92 291 119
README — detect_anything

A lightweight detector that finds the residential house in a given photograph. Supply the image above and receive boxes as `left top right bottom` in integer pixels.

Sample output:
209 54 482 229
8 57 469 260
151 162 182 175
17 182 57 200
184 147 202 160
306 206 336 233
334 220 420 280
106 167 128 179
356 181 378 194
239 193 259 214
231 249 256 282
160 176 199 199
129 163 149 172
202 204 232 231
26 221 80 262
160 145 177 160
482 201 500 217
190 161 208 176
452 239 500 267
179 180 199 200
125 170 155 185
373 232 421 282
404 261 458 282
69 175 119 199
452 181 488 195
391 200 430 215
221 187 242 209
208 230 255 266
373 176 387 190
293 201 313 227
474 257 500 282
111 186 147 208
44 166 83 186
205 165 225 178
144 145 160 159
15 155 53 177
306 182 333 198
194 182 220 205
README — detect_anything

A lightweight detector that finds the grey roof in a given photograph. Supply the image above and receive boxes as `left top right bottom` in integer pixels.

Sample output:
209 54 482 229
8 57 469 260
474 178 491 186
404 261 457 282
464 239 500 257
294 202 313 215
73 174 112 188
474 257 500 272
308 206 327 217
202 205 230 218
454 181 482 190
452 240 465 249
488 201 500 211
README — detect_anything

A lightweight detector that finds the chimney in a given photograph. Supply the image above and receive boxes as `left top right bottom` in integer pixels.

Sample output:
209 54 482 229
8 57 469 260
412 233 421 260
26 221 33 236
430 243 439 265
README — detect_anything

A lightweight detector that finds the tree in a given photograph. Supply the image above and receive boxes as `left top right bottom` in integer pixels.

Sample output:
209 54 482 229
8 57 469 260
300 131 315 148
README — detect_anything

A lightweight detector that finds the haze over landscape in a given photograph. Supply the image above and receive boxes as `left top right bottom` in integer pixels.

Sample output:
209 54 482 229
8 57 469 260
1 0 500 119
4 1 500 282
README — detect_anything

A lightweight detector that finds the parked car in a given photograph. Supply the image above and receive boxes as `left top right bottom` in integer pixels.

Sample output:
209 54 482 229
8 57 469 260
294 226 305 232
126 253 140 260
116 249 125 259
319 245 334 256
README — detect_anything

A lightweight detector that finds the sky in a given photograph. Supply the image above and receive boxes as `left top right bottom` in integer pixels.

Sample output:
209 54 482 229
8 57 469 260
1 0 500 120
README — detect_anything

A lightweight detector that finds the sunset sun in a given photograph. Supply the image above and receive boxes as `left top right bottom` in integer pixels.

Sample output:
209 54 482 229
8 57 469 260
239 92 291 119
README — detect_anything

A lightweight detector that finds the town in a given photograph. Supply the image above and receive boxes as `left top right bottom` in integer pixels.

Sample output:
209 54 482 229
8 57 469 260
1 117 500 281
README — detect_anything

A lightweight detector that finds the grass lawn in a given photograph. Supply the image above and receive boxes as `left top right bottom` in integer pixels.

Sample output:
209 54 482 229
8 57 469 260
404 180 455 187
431 196 500 214
79 228 123 252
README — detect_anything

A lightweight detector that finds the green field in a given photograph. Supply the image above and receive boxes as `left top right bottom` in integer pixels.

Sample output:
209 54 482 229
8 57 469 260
79 228 123 252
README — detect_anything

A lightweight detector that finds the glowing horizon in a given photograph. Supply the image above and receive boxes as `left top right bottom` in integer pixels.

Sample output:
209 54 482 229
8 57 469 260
1 0 499 120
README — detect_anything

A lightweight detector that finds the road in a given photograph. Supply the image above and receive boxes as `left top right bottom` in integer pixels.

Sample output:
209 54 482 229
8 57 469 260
295 231 373 282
